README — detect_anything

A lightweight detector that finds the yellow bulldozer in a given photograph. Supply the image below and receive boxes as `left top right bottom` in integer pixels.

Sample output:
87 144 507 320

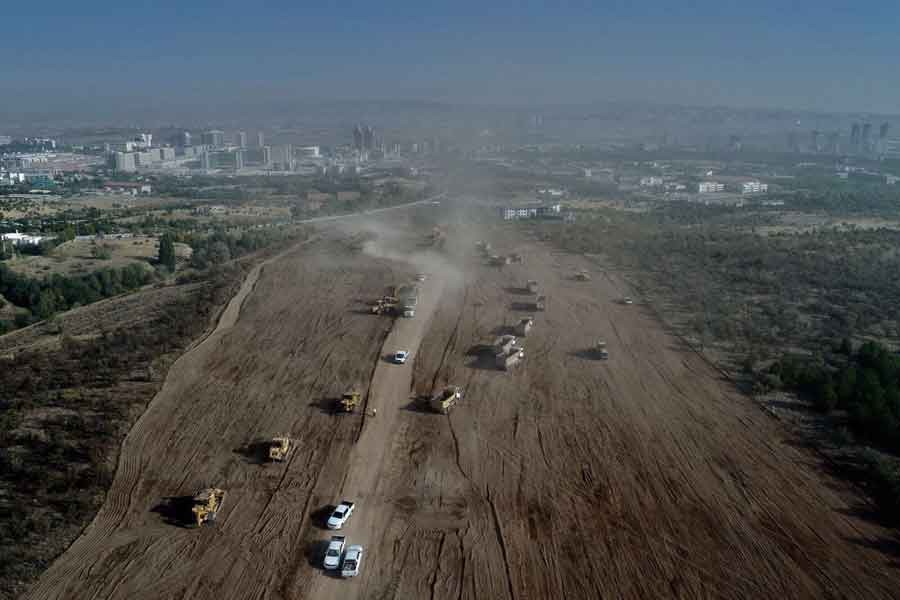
269 436 291 461
191 487 226 526
339 390 362 413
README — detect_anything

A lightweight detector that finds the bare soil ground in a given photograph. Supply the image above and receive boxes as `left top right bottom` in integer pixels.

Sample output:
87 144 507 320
23 210 900 599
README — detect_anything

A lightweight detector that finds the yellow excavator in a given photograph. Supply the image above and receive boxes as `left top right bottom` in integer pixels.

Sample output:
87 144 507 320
339 390 362 413
191 488 226 526
269 436 291 461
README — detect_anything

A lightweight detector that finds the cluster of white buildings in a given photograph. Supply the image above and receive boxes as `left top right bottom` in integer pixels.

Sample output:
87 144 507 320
696 180 768 195
739 181 769 194
500 204 563 220
697 181 726 193
1 231 53 246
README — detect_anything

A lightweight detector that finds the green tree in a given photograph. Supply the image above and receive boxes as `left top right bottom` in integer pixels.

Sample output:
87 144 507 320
158 233 176 271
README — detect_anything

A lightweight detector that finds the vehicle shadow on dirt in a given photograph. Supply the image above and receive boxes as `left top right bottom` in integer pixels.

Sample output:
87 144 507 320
466 354 502 371
568 349 604 361
233 440 274 465
401 396 433 413
309 397 341 415
150 496 198 528
490 324 517 336
504 286 532 295
310 504 337 530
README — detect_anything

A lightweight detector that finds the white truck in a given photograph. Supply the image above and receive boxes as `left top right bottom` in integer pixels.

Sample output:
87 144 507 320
341 545 364 577
323 535 345 570
326 501 355 529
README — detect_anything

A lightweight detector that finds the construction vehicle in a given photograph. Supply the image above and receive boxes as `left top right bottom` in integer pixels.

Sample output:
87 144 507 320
493 334 517 355
508 253 524 264
191 488 226 526
269 436 291 461
496 346 525 370
370 296 399 315
397 284 418 318
476 241 493 256
339 390 362 413
526 280 539 294
574 270 591 281
426 386 462 414
534 295 546 311
425 226 446 248
515 317 534 337
594 341 609 360
488 254 510 267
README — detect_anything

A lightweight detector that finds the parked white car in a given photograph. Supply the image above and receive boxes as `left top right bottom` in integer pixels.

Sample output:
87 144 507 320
341 545 364 577
326 501 355 529
393 350 410 364
323 535 345 570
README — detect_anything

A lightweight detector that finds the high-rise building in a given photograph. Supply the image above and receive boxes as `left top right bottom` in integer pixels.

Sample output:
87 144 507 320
880 122 891 140
862 122 873 153
236 131 247 148
201 149 244 170
271 145 293 170
182 131 192 147
114 152 136 172
827 132 840 154
363 126 375 151
256 131 265 148
353 125 363 151
811 130 823 153
201 130 225 147
851 123 861 151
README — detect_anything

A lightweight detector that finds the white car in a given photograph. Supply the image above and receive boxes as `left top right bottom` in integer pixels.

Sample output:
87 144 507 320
323 535 345 570
341 545 364 577
623 297 634 305
393 350 410 364
326 501 355 529
415 273 427 282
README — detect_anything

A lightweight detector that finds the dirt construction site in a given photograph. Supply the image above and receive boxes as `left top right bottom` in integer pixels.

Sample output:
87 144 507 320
22 202 900 599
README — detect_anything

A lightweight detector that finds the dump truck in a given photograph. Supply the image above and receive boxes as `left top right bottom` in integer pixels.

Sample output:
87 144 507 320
191 488 226 526
339 390 362 413
515 317 534 337
269 436 291 461
594 341 609 360
397 284 419 318
526 280 539 294
495 346 525 370
427 386 462 414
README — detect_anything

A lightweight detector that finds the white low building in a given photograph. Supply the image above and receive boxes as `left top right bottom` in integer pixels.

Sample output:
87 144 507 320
1 231 50 246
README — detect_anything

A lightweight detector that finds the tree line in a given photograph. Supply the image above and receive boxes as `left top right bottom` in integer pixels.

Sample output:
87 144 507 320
0 263 154 330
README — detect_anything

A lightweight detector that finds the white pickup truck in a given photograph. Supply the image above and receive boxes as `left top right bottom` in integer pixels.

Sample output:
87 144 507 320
326 500 355 529
341 545 364 577
323 535 345 570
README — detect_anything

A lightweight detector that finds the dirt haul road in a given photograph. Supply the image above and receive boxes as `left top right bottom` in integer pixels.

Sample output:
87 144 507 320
25 214 900 599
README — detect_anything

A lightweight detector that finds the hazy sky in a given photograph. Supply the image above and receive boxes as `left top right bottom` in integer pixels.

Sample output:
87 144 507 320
5 1 899 115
